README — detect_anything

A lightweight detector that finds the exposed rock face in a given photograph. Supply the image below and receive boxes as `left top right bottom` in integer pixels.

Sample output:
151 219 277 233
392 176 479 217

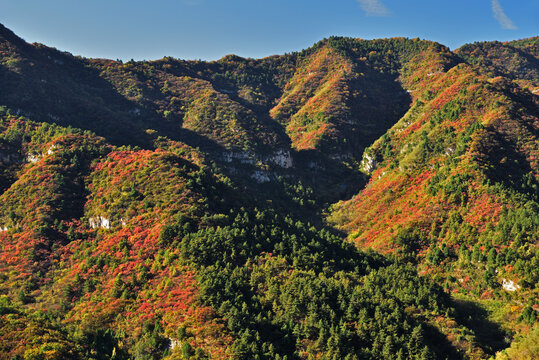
129 108 141 116
502 279 520 292
89 216 111 229
222 150 293 168
169 338 180 350
308 161 322 170
26 153 42 163
24 144 59 163
360 152 377 173
47 144 58 155
222 151 254 164
265 150 293 168
329 153 350 161
251 170 270 183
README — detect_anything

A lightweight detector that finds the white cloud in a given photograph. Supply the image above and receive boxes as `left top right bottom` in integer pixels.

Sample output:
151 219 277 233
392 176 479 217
356 0 391 17
491 0 517 30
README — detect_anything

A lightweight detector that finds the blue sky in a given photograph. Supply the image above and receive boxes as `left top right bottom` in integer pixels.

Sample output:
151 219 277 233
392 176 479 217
0 0 537 61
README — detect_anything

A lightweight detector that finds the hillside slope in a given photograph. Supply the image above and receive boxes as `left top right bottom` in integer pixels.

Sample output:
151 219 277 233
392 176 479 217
0 24 537 359
329 38 538 345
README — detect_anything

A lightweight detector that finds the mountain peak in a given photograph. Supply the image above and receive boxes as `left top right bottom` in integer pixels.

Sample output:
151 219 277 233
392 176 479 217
0 23 26 45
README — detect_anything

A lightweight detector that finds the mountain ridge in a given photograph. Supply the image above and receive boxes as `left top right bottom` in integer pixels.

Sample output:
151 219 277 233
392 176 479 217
0 23 537 359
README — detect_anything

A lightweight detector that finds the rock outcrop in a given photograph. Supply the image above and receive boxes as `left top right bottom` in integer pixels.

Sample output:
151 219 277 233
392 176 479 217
89 216 111 229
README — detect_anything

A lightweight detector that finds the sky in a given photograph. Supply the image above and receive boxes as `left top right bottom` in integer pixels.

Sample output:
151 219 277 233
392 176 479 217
0 0 537 61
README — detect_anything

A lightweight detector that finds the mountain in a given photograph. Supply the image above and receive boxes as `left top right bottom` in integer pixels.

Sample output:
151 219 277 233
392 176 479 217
0 23 537 359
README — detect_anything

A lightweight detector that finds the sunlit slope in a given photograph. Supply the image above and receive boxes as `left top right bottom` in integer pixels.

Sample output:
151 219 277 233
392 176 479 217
329 45 538 319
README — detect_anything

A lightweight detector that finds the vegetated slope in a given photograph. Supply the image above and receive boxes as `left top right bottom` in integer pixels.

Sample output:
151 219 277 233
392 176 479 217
0 24 359 206
0 24 154 148
0 111 491 360
0 25 445 202
329 39 538 340
455 37 539 92
0 22 287 153
0 22 537 359
270 37 452 161
0 111 235 359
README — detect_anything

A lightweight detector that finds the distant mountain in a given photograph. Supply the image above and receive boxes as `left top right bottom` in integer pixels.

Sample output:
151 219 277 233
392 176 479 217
0 23 537 359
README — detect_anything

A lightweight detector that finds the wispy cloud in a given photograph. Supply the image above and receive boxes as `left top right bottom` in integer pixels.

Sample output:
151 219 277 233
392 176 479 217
491 0 517 30
356 0 391 17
